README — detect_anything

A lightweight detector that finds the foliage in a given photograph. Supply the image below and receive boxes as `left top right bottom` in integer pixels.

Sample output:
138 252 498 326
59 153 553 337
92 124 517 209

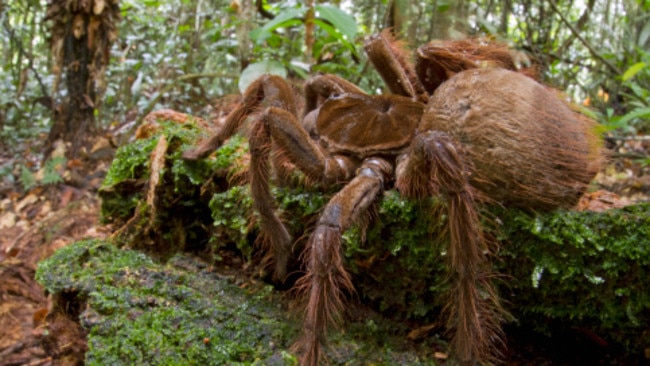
35 239 437 365
35 239 297 365
18 156 67 191
496 204 650 350
2 0 649 164
0 0 52 152
604 48 650 133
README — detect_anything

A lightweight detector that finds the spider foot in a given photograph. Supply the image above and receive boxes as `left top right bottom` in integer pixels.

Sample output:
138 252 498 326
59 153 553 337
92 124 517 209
294 224 355 366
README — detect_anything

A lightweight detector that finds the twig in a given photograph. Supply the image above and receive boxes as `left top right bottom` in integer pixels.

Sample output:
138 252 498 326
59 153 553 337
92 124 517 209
1 14 50 99
609 152 648 159
547 0 621 75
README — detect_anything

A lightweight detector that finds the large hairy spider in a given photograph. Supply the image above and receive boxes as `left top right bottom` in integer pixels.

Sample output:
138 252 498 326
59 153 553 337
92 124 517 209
183 31 601 365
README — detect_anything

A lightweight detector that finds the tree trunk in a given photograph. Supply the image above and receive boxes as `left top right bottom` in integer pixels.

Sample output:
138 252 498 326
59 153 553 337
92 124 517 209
45 0 120 160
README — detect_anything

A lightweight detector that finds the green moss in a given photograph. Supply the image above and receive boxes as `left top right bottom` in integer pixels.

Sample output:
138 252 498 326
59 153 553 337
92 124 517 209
495 204 650 351
36 240 292 364
208 178 650 354
94 121 650 359
99 120 249 256
99 119 226 225
36 239 439 365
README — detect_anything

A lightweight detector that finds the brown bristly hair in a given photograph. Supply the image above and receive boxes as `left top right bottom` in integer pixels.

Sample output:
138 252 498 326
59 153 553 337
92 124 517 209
416 38 521 95
291 225 355 366
397 132 506 363
378 29 429 102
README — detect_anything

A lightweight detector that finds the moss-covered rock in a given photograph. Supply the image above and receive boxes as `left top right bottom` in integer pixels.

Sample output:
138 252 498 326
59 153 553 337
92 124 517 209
36 239 439 365
86 117 650 363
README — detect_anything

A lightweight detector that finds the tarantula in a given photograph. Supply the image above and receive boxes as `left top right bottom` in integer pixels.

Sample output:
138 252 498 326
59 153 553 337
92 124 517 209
183 31 601 365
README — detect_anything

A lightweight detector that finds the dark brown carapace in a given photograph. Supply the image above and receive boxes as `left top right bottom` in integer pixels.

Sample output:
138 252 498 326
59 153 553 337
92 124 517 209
183 29 602 365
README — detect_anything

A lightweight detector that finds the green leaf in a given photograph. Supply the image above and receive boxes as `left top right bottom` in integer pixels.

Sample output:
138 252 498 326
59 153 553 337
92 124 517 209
312 19 356 56
250 8 305 43
615 106 650 126
622 62 646 81
238 61 287 93
19 166 36 191
315 5 357 42
638 20 650 48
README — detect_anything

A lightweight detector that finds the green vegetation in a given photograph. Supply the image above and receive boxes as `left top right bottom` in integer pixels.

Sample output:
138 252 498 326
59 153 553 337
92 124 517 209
36 239 438 365
36 239 298 365
89 121 650 362
1 1 648 161
497 205 650 351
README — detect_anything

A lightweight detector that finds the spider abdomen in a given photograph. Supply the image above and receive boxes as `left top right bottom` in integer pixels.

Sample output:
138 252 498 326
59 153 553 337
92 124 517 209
421 67 601 209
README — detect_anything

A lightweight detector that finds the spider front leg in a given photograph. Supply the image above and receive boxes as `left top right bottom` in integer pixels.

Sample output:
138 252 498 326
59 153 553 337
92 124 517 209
247 106 357 281
182 74 298 160
294 158 393 366
396 131 504 364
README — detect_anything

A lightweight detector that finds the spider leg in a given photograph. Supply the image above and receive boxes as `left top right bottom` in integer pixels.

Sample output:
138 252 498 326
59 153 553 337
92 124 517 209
248 106 358 281
304 74 366 116
182 75 298 160
396 131 504 364
294 158 393 366
415 39 519 95
364 30 428 102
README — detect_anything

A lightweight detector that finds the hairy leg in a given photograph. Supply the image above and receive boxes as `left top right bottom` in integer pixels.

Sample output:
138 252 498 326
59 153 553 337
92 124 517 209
396 131 504 364
294 158 393 366
248 106 358 281
182 75 298 160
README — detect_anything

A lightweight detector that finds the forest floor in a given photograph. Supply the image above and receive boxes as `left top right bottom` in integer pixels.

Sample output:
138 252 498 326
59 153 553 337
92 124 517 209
0 132 648 366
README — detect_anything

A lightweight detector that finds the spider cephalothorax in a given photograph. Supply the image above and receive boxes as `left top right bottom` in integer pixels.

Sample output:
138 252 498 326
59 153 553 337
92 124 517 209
184 30 601 365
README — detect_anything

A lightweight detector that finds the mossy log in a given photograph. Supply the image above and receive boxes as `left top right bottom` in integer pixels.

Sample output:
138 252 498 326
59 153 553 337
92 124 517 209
36 117 649 364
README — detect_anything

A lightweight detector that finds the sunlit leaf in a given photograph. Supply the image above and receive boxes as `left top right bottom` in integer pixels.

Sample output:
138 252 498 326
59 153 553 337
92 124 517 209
131 72 143 96
622 62 646 81
312 19 357 56
315 5 357 42
250 8 305 43
238 61 287 93
615 106 650 126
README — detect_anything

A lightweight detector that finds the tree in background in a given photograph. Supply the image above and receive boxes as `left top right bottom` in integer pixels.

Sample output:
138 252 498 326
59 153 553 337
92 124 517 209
44 0 120 159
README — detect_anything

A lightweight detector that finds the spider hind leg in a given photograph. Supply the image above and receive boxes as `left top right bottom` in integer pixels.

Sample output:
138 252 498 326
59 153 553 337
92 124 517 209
397 131 505 364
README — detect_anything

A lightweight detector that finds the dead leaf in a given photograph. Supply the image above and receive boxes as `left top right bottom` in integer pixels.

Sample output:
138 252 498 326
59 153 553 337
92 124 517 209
15 194 39 213
33 308 49 328
407 322 439 340
434 352 448 360
0 212 17 229
576 190 630 212
59 185 82 208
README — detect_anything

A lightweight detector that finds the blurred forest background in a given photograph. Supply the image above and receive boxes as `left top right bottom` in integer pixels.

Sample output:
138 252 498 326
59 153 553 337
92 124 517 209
0 0 649 190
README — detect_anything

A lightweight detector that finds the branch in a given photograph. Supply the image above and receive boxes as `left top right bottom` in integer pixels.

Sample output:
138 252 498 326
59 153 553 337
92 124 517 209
547 0 621 75
1 15 50 100
256 0 275 20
